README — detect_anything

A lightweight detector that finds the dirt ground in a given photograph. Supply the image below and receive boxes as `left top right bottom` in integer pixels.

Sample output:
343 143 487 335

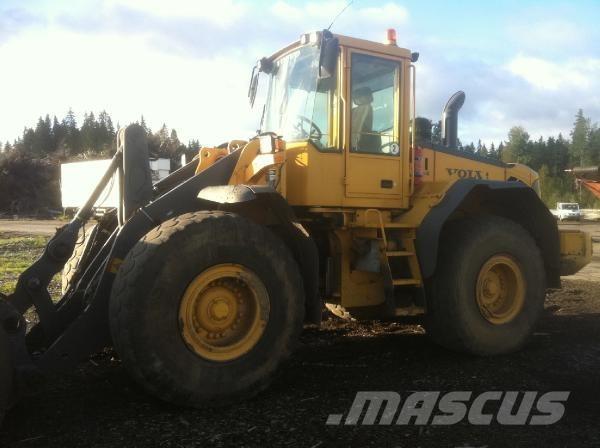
1 223 600 447
0 220 62 236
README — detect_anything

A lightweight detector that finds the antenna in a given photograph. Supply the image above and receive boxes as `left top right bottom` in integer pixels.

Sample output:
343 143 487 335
327 0 354 31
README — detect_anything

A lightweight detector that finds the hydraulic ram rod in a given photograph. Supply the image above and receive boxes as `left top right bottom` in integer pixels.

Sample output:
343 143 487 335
74 150 123 222
8 149 122 316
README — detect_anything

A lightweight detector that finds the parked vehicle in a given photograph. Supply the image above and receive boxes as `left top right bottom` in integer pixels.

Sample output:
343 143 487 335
554 202 582 221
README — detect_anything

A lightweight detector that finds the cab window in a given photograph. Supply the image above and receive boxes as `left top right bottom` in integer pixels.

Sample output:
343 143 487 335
350 53 400 155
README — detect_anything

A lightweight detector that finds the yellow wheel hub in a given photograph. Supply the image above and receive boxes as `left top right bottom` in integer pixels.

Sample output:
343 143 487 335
475 254 525 325
179 264 270 362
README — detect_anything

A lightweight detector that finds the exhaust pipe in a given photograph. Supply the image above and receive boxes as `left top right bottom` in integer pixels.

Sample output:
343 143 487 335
568 166 600 182
441 91 465 149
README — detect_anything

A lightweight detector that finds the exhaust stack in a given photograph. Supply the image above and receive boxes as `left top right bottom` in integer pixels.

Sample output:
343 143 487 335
441 91 465 149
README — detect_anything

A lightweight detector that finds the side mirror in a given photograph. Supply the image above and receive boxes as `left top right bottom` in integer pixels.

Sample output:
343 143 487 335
248 57 274 107
247 65 259 107
319 36 339 79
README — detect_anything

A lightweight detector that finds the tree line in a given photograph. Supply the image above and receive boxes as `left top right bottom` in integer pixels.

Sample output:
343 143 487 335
1 109 599 214
0 109 200 214
2 109 200 161
418 109 600 208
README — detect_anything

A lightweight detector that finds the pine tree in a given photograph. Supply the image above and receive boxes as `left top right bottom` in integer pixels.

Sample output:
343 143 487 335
476 139 488 157
588 125 600 166
497 142 504 160
570 109 590 166
187 139 201 151
32 115 53 155
21 128 35 154
170 129 180 144
80 111 99 153
97 110 116 152
140 115 150 134
62 108 80 154
158 123 169 143
52 116 67 156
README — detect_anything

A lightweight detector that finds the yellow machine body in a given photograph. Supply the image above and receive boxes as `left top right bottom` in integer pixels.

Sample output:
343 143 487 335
196 32 591 317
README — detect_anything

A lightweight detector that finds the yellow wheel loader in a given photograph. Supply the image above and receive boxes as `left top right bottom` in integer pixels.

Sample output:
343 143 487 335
0 29 592 419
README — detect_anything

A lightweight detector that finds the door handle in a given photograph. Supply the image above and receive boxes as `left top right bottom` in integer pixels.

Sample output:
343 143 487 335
380 179 394 189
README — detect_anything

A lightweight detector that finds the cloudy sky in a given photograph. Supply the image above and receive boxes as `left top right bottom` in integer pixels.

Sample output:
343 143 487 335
1 0 599 146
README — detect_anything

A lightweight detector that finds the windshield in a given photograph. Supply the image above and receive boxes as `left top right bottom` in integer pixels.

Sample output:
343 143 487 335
560 203 579 210
261 45 335 149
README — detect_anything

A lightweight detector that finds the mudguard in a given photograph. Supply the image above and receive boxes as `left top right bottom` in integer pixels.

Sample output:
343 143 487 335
416 179 561 288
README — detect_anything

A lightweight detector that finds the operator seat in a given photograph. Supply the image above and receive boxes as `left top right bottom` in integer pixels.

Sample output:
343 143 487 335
351 87 381 153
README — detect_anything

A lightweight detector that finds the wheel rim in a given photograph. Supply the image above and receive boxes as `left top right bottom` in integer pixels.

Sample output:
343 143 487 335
179 264 270 362
475 254 525 325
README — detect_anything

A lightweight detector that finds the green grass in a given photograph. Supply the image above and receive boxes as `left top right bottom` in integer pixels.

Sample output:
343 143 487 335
0 233 56 296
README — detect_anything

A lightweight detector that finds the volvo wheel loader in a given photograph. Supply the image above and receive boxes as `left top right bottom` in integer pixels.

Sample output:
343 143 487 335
0 29 592 420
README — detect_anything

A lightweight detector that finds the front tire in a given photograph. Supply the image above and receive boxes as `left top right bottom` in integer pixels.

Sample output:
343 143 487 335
426 215 546 355
109 211 305 406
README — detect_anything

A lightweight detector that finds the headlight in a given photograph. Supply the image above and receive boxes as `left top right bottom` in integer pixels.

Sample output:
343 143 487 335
259 134 274 154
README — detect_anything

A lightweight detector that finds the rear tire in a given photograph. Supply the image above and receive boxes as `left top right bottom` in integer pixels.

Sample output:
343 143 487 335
426 215 546 355
61 224 98 294
109 211 305 407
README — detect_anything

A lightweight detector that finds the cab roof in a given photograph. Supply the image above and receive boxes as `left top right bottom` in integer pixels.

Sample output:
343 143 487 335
269 31 413 61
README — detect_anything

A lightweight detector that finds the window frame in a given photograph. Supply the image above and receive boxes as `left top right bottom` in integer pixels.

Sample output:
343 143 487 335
347 50 402 157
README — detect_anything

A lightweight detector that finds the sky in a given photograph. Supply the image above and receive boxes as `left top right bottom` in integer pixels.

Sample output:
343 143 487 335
1 0 599 147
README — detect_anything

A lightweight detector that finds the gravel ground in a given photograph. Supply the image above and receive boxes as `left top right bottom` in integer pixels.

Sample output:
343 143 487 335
0 220 63 236
0 225 599 447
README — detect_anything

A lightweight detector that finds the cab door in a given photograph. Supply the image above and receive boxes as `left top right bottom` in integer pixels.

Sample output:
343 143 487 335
344 50 404 199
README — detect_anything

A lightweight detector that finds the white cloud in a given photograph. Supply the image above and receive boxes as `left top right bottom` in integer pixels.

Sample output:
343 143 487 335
1 1 598 151
0 0 415 145
271 1 408 30
507 55 597 90
508 19 587 54
0 28 257 145
358 3 409 25
108 0 248 26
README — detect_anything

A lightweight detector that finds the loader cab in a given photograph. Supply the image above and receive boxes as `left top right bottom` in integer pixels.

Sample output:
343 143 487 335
255 31 414 209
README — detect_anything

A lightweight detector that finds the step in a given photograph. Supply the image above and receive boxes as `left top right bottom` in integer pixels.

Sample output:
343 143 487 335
386 251 414 257
394 305 426 317
382 222 413 228
392 278 421 286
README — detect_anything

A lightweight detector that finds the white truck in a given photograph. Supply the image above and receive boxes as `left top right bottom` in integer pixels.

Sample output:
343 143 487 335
553 202 582 221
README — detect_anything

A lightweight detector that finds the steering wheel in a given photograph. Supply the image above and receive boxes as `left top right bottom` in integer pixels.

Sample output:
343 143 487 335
294 115 323 141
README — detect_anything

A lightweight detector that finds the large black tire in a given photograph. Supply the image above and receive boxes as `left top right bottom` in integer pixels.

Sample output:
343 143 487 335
109 211 305 407
61 224 98 294
0 327 13 424
426 215 546 355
